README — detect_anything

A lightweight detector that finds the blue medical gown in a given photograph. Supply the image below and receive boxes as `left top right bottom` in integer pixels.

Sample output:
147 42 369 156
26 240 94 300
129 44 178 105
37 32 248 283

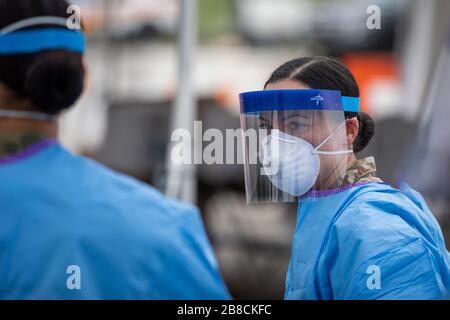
0 141 230 299
285 182 450 300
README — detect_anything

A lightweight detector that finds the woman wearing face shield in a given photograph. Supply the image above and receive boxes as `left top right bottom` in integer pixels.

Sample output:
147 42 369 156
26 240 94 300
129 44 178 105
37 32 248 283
0 0 229 299
240 57 450 299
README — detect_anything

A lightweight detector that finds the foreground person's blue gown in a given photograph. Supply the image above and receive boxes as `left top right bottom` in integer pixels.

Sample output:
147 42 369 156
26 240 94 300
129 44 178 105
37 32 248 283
285 182 450 300
0 140 230 299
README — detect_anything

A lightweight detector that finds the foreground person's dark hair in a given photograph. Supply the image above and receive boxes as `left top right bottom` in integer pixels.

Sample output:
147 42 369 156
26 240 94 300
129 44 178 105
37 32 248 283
0 0 84 114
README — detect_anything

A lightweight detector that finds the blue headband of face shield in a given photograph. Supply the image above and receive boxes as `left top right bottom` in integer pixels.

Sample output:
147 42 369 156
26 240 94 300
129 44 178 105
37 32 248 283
239 89 360 113
0 28 85 55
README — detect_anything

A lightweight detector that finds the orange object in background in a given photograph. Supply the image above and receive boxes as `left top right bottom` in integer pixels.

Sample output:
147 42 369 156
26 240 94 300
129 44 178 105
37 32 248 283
342 52 400 114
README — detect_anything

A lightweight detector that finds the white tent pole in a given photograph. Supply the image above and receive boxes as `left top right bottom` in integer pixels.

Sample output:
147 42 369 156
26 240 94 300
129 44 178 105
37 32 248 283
165 0 198 203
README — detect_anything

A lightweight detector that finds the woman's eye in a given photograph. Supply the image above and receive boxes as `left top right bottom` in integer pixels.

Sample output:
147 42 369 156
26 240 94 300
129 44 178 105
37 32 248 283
287 122 308 130
259 123 271 130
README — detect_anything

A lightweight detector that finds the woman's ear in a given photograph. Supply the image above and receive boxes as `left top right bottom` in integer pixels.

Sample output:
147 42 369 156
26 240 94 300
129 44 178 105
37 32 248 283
0 83 20 105
345 117 359 147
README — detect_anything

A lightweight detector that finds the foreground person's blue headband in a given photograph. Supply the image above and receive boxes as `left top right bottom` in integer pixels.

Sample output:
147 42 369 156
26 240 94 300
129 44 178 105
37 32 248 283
240 89 360 113
0 28 85 54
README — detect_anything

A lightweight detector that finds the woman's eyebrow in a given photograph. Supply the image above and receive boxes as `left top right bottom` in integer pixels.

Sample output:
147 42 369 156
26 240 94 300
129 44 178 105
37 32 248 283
259 116 271 123
281 114 309 122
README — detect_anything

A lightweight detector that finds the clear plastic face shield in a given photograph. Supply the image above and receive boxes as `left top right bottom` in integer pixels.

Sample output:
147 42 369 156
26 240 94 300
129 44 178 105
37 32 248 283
239 89 360 203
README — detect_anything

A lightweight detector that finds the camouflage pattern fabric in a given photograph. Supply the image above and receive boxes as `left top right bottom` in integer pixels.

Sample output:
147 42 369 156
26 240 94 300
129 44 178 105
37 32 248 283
342 156 383 185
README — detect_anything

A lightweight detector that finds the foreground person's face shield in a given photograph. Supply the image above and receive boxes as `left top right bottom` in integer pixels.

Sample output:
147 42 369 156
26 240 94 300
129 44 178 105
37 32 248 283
239 89 360 203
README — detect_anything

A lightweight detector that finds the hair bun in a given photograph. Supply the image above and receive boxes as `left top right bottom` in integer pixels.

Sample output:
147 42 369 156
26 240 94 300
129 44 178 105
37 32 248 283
24 50 84 114
354 112 375 153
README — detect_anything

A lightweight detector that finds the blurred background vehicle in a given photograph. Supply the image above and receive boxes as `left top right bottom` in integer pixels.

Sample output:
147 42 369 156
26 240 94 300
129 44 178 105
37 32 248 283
61 0 450 299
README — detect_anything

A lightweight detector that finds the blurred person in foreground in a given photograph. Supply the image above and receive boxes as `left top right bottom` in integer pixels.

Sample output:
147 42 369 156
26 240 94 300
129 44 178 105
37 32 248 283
0 0 229 299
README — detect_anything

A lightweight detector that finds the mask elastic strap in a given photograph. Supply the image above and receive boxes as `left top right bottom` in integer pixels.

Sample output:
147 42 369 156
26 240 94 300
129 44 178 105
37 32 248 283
313 121 353 155
0 109 57 122
0 16 69 35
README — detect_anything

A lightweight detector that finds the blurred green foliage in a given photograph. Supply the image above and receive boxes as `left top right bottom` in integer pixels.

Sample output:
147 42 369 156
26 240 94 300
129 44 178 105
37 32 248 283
198 0 236 40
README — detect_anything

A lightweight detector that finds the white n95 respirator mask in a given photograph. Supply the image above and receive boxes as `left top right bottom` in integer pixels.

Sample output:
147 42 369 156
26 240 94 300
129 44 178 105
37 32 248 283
259 121 352 197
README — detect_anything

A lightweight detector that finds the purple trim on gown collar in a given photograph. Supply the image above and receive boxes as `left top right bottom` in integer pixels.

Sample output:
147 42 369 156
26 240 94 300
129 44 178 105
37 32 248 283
0 138 57 165
302 181 387 198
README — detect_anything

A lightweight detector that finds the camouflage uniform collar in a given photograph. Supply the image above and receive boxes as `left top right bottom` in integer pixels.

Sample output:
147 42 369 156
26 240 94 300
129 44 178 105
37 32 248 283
342 156 383 185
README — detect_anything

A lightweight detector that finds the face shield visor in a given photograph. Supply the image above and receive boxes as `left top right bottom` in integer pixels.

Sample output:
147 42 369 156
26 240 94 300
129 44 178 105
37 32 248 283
239 89 360 203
